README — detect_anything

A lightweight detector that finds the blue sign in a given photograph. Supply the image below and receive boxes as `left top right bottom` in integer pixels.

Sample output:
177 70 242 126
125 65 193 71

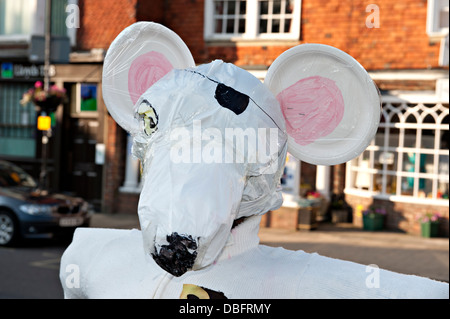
1 62 13 79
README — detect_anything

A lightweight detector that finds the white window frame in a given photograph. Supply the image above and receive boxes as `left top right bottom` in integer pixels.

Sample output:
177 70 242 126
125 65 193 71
345 93 449 206
427 0 449 38
0 0 76 47
0 0 43 42
204 0 301 41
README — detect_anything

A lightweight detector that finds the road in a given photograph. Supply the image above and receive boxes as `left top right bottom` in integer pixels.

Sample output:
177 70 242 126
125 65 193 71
0 239 68 299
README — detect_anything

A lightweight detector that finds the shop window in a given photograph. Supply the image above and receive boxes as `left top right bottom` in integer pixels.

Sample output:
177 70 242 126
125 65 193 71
0 83 36 158
346 96 449 203
204 0 301 41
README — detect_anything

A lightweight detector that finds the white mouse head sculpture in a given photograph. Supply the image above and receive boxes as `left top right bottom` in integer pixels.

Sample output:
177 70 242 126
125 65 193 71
103 22 380 277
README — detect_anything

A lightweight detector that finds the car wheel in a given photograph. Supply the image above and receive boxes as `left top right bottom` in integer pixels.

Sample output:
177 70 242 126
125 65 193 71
0 210 18 246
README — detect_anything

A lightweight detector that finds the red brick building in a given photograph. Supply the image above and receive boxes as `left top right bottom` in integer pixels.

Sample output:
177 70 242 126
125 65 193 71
1 0 447 235
70 0 450 235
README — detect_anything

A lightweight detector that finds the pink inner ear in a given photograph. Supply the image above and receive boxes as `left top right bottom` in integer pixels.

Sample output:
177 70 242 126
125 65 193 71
277 75 345 146
128 51 173 105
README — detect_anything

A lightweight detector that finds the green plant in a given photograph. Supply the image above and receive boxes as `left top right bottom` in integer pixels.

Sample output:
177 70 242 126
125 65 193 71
363 206 386 217
416 212 440 224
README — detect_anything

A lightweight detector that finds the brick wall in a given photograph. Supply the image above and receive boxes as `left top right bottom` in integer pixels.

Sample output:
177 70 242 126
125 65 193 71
149 0 443 70
76 0 444 68
161 0 207 62
136 0 165 24
77 0 138 51
301 0 441 70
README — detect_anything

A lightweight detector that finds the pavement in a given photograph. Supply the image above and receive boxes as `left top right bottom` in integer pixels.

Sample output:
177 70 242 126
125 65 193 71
90 212 449 283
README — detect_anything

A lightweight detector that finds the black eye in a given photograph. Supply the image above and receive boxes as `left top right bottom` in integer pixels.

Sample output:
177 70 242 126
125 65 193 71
214 83 249 115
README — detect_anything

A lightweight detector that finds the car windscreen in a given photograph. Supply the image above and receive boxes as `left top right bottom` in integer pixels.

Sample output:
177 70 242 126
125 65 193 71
0 162 38 188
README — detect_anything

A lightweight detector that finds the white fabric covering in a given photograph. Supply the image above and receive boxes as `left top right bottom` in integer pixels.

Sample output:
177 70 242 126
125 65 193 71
60 216 449 299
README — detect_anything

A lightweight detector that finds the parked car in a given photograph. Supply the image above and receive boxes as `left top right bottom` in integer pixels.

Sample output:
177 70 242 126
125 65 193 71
0 160 91 246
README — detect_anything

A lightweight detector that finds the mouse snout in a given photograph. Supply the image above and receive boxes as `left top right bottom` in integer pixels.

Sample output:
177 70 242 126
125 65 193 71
152 232 198 277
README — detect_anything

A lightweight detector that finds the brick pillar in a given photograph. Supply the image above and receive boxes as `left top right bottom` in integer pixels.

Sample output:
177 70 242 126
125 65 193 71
103 115 126 214
333 163 346 195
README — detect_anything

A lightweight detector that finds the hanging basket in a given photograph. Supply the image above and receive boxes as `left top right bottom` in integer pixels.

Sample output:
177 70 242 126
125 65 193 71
34 96 63 113
21 81 67 113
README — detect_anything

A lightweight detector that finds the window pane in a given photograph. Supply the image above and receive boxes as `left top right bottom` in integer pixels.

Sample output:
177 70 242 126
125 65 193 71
240 0 246 14
377 150 396 168
209 0 298 39
271 19 280 33
227 0 236 14
373 172 383 192
215 19 223 33
385 173 397 195
440 10 449 29
388 129 400 148
401 177 413 196
405 114 418 125
403 153 427 172
226 19 235 33
438 154 449 199
355 153 371 189
260 19 268 33
0 83 36 157
421 113 436 148
403 130 417 148
238 18 246 33
423 153 435 176
215 1 224 14
273 0 281 14
422 179 434 198
0 0 33 35
421 130 435 149
260 1 269 14
285 0 294 13
284 18 292 32
213 0 246 35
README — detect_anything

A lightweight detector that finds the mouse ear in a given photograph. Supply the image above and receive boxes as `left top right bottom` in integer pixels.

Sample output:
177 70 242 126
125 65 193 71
265 44 381 166
102 22 195 134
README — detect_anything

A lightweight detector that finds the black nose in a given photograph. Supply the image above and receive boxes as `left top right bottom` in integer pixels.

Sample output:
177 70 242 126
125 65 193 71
152 232 198 277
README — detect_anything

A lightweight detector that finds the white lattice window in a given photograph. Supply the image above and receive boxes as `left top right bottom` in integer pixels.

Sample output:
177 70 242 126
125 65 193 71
204 0 301 41
345 95 449 205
